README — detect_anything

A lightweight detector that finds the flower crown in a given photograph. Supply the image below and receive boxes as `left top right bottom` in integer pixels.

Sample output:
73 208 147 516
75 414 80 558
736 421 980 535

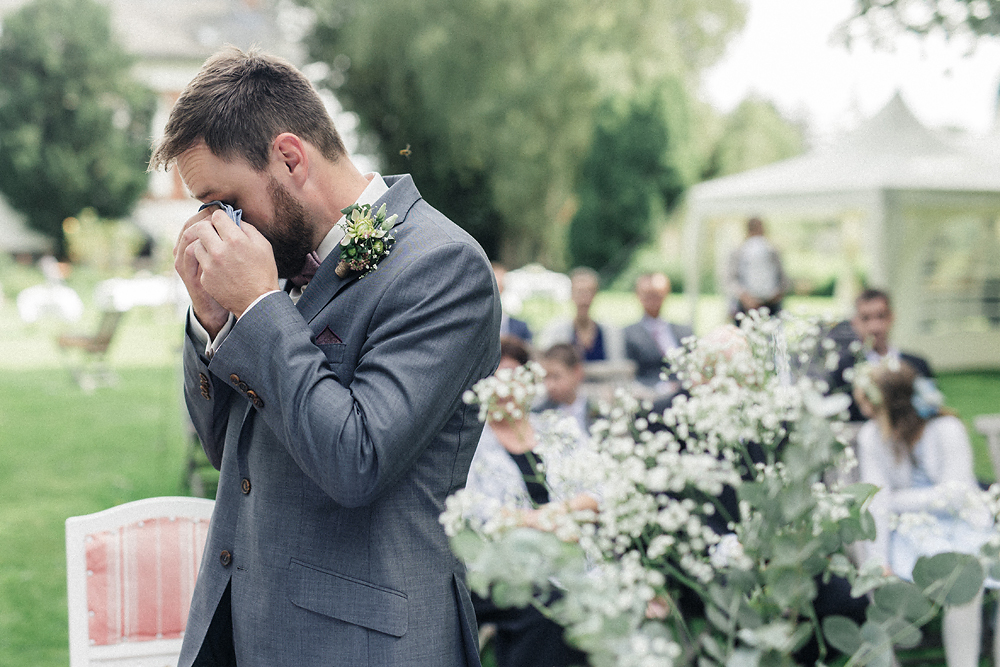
462 362 546 423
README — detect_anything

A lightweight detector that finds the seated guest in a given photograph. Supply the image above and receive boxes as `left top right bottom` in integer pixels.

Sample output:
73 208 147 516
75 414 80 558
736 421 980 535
492 262 532 344
623 272 692 403
856 361 996 667
535 343 598 438
830 288 933 423
540 267 624 362
465 336 595 667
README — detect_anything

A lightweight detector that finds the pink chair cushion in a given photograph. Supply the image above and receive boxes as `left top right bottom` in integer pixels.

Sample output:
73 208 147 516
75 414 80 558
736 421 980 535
85 516 209 646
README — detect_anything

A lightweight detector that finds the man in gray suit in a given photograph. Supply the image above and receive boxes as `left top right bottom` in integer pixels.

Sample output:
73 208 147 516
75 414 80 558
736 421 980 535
149 49 500 666
623 272 692 406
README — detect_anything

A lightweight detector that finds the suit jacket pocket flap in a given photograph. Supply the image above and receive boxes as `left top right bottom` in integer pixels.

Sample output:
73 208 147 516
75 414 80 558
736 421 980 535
288 559 407 637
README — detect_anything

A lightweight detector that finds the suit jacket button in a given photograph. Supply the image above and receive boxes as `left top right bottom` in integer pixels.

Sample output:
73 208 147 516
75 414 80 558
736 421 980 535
230 373 240 384
199 373 209 384
247 390 264 409
220 550 232 567
201 389 211 400
241 478 251 494
238 381 249 393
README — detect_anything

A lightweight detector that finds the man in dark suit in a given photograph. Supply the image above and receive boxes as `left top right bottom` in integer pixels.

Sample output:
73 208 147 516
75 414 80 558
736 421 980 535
830 288 933 422
623 272 693 405
150 48 499 667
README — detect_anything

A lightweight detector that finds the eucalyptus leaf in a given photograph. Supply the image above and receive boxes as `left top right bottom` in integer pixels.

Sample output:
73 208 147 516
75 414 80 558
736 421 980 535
491 580 534 608
725 648 761 667
821 615 862 654
449 531 484 561
706 604 733 632
912 552 984 606
828 553 854 578
857 622 894 667
701 635 726 663
872 581 933 621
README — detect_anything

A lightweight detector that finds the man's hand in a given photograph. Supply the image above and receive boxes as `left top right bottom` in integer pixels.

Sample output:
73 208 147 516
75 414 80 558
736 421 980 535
175 209 280 331
175 208 229 338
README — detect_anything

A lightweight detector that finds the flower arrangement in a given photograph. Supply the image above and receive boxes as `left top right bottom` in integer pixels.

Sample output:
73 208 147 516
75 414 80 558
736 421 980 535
335 203 398 278
443 310 998 666
462 361 546 423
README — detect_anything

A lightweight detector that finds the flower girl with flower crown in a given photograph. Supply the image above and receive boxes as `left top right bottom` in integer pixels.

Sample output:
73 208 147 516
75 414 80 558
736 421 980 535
856 360 998 667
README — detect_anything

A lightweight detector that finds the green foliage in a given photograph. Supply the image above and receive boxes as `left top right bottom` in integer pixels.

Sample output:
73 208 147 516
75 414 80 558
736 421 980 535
299 0 745 267
846 0 1000 41
702 96 804 181
567 87 691 277
0 0 155 258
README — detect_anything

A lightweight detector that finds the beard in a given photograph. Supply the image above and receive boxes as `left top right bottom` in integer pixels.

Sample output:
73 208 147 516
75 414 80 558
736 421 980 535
263 176 315 279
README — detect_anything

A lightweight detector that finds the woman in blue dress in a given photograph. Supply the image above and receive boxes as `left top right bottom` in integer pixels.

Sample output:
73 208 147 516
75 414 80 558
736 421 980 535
856 360 998 667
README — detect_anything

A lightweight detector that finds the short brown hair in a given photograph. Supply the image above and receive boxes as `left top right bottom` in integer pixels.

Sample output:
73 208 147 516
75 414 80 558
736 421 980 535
149 47 346 171
499 335 531 367
541 343 581 369
856 288 891 311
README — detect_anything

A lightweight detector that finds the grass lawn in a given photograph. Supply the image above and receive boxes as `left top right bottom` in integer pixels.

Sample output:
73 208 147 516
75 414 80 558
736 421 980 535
0 273 997 666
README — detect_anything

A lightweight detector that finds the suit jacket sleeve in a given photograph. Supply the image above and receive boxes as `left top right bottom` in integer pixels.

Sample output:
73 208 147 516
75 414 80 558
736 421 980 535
182 318 238 470
205 241 498 508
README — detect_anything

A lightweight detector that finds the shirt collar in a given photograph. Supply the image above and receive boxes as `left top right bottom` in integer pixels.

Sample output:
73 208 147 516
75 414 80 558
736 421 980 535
314 173 388 263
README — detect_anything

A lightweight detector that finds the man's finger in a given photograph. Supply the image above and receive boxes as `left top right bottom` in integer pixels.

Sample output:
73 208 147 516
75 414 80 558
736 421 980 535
208 209 243 242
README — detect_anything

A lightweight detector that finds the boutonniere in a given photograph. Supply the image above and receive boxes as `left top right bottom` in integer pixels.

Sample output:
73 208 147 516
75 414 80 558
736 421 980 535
334 203 398 278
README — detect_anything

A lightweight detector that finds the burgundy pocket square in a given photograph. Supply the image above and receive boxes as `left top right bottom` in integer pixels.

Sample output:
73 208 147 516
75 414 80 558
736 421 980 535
316 327 343 345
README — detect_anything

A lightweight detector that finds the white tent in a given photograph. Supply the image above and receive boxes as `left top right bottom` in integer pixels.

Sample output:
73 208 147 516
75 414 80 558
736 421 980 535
683 93 1000 371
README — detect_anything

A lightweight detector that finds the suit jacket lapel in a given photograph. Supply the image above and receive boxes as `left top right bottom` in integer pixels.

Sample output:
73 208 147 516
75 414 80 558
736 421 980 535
295 174 421 325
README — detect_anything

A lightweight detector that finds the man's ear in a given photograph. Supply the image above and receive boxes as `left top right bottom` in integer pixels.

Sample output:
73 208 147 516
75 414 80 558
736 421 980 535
271 133 308 186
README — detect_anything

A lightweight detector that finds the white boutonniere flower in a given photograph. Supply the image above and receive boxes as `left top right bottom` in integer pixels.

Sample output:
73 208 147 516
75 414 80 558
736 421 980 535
335 203 398 278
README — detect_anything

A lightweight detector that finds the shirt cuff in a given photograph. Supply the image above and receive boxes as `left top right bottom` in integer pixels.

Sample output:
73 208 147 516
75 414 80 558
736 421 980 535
187 309 235 359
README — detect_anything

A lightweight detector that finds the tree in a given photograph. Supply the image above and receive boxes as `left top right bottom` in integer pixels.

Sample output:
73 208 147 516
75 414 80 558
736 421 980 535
299 0 745 267
0 0 156 258
845 0 1000 43
568 84 692 276
701 96 805 181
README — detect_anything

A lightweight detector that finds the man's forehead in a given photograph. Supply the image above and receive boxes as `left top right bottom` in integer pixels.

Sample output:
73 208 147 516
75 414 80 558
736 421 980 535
856 299 891 317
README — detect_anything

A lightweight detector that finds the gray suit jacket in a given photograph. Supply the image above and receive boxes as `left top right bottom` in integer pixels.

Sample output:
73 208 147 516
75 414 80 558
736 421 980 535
179 175 500 666
623 319 693 386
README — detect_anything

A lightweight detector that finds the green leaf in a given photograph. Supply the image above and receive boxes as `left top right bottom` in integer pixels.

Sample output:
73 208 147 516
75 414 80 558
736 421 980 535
843 482 879 504
701 635 726 663
912 552 984 606
706 604 733 632
822 615 862 654
725 648 761 667
828 553 854 578
856 622 894 667
872 581 933 621
449 531 484 561
764 566 816 608
851 559 890 598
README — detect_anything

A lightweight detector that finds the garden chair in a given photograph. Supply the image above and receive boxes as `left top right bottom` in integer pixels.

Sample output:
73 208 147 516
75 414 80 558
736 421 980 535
65 496 214 667
57 309 125 391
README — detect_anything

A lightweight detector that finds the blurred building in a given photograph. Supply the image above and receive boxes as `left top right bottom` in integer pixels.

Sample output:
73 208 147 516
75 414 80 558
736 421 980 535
0 0 336 260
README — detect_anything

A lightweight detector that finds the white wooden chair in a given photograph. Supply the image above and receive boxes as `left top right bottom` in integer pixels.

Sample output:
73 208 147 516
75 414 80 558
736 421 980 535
65 497 214 667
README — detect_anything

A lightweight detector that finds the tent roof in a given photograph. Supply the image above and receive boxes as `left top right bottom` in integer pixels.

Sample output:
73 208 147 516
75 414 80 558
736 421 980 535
690 93 1000 208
